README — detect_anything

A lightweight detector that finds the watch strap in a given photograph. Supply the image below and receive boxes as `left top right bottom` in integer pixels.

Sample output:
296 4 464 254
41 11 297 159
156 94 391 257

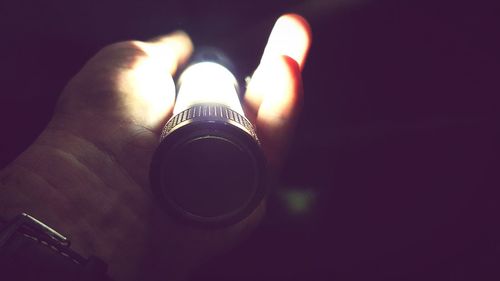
0 213 112 281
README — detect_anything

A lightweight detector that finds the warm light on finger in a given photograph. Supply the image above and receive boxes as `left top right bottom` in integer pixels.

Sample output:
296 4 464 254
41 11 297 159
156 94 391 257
245 56 294 116
245 14 310 114
261 14 312 69
257 56 299 128
145 31 194 75
120 55 177 129
118 31 193 129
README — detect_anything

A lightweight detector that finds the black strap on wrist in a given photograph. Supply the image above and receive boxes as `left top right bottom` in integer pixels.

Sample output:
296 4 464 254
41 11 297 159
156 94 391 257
0 213 113 281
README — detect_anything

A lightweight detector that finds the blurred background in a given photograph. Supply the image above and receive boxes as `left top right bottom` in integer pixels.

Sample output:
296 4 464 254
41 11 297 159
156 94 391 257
0 0 498 280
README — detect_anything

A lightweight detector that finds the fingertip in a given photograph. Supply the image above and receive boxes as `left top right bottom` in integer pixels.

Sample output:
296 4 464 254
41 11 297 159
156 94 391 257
146 30 194 74
148 30 193 47
280 13 313 46
262 13 312 69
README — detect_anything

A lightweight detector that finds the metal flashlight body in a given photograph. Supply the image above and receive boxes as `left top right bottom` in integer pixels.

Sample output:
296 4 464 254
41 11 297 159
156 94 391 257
150 51 266 227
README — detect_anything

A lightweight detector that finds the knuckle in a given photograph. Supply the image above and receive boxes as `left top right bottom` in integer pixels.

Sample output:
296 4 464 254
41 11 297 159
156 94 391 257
97 40 149 61
89 40 151 71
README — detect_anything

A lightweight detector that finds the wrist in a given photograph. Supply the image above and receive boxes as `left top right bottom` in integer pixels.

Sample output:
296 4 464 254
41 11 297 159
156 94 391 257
0 128 155 281
0 138 104 258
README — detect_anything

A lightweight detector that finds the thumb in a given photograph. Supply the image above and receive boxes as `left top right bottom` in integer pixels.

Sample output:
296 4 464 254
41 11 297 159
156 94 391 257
125 31 194 131
56 31 194 133
145 31 194 76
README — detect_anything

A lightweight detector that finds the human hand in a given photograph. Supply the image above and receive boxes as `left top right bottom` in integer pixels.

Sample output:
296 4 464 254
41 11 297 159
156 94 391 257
0 14 311 281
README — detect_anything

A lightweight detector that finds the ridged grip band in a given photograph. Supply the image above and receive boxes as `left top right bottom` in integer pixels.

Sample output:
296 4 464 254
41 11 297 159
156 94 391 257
161 104 258 142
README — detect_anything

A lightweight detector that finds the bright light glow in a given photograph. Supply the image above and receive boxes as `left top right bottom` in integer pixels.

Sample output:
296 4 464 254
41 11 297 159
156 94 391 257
173 62 244 115
245 56 297 128
123 49 176 128
261 14 311 69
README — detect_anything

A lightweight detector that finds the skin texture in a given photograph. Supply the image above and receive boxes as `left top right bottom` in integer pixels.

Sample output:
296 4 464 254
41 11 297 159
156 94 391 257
0 14 311 281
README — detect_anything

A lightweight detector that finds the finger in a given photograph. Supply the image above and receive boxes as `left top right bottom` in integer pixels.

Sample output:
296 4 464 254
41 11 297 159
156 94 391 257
145 31 194 76
120 31 193 131
245 14 311 117
261 13 311 70
244 14 311 170
254 55 303 170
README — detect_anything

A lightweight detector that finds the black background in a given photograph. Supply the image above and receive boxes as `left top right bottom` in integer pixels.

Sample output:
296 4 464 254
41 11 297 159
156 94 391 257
0 0 499 280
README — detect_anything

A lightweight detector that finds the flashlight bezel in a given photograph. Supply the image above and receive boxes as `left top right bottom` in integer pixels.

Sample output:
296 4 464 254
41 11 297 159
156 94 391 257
150 104 267 227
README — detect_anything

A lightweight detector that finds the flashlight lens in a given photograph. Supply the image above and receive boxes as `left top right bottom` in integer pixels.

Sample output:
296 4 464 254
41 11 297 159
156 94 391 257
162 135 257 218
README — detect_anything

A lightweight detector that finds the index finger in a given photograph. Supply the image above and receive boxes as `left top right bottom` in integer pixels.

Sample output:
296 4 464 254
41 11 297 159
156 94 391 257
260 14 312 70
244 14 312 170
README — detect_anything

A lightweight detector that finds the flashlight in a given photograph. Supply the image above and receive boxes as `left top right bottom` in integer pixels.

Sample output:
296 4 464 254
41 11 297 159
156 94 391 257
150 50 266 227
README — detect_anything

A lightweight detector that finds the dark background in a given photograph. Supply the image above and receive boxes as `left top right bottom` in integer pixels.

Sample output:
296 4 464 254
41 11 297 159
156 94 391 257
1 0 499 280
